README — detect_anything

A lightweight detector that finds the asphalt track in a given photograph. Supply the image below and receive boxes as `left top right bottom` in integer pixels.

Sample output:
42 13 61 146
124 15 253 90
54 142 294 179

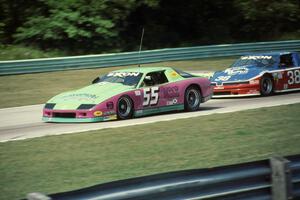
0 92 300 143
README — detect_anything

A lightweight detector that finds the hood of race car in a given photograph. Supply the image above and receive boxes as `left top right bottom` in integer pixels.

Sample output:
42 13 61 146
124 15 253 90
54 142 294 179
46 82 134 110
211 65 268 84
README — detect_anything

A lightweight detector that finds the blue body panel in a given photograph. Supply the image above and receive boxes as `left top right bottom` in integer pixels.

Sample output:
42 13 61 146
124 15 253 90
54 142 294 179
211 52 300 85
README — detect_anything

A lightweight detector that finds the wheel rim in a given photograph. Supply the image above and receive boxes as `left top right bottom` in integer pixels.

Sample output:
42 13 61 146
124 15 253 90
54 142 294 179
262 78 273 94
187 89 200 108
118 97 131 117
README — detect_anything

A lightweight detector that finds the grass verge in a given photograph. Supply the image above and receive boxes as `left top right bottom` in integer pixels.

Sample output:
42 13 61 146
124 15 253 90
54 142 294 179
0 103 300 199
0 45 65 61
0 57 236 108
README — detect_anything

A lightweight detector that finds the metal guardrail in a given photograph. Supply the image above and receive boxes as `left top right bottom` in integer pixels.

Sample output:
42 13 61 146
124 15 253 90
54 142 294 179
1 40 300 76
26 154 300 200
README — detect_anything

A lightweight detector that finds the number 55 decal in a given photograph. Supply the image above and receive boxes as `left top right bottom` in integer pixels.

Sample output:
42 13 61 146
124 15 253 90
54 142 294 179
143 87 159 106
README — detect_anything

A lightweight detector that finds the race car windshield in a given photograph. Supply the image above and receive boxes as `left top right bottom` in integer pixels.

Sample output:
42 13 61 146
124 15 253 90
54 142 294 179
97 72 143 86
231 55 278 68
174 69 196 78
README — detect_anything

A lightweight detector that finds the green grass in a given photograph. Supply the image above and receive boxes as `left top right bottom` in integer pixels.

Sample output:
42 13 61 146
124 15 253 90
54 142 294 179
0 57 236 108
1 103 300 199
0 45 65 61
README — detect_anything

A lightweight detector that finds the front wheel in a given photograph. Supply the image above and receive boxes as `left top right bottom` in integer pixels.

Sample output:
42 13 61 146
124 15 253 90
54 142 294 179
117 96 133 120
184 86 201 111
260 76 273 96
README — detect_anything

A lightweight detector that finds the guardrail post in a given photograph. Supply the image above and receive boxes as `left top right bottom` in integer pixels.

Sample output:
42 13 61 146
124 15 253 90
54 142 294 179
26 192 51 200
270 156 293 200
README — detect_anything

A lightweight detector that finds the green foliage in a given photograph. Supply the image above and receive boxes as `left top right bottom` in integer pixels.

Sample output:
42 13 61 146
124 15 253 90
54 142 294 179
0 0 42 43
0 0 299 54
236 0 299 21
12 0 158 53
234 0 300 39
0 22 4 45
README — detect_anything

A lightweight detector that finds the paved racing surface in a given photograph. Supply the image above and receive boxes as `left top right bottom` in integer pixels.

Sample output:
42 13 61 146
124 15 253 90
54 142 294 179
0 92 300 142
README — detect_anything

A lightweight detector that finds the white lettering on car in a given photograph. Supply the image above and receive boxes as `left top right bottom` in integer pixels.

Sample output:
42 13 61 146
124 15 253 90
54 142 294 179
143 87 159 106
225 67 249 75
215 76 231 81
241 56 272 60
288 70 300 85
107 72 140 77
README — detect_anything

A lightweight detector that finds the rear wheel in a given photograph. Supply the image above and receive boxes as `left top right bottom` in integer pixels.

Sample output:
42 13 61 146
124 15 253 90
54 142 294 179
117 96 133 120
260 76 273 96
184 86 201 111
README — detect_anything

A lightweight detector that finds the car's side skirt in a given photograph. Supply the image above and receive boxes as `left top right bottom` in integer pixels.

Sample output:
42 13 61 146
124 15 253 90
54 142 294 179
212 93 260 98
274 87 300 93
134 104 184 117
42 115 117 123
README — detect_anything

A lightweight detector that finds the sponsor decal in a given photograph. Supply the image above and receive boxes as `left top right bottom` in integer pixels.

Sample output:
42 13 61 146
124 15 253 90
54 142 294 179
106 102 114 109
250 80 259 85
135 90 141 96
241 56 272 60
93 111 103 116
272 72 283 81
164 86 179 98
170 71 179 77
272 72 278 81
215 76 231 81
166 98 178 106
107 72 140 77
279 72 283 79
62 93 98 100
103 115 117 120
215 86 224 90
104 111 116 115
225 67 249 75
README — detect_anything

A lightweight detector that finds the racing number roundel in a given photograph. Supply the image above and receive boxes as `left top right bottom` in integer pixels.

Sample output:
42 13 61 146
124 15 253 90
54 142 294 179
143 87 159 106
287 70 300 85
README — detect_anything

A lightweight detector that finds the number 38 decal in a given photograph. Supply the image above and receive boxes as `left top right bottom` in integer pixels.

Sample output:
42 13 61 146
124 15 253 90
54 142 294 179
287 70 300 85
143 87 159 106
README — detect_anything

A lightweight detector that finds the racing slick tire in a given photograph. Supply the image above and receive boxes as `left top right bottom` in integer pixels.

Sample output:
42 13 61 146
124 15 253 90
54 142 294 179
260 76 274 96
117 96 134 120
184 86 201 111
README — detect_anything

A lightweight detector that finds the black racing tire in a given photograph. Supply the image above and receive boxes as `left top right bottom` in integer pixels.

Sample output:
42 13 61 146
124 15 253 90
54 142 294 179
117 96 134 120
260 76 274 96
184 86 201 111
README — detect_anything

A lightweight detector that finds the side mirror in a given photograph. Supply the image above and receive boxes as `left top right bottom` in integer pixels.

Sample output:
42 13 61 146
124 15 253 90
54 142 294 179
92 77 100 84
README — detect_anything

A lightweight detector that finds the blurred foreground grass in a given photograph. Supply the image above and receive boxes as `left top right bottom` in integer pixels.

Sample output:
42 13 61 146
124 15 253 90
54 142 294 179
0 103 299 199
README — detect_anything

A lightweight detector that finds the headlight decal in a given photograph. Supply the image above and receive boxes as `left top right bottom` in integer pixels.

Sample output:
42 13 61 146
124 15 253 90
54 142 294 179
44 103 56 109
77 104 96 110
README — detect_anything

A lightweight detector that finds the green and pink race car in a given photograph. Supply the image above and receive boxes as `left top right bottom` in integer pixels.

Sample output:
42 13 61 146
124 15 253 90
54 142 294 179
43 67 212 122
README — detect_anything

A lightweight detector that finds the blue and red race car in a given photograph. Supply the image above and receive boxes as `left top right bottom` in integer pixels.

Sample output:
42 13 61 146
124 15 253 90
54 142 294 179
210 52 300 97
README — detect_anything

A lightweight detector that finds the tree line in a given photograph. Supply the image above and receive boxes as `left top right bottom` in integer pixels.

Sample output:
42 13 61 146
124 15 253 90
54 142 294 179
0 0 299 55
